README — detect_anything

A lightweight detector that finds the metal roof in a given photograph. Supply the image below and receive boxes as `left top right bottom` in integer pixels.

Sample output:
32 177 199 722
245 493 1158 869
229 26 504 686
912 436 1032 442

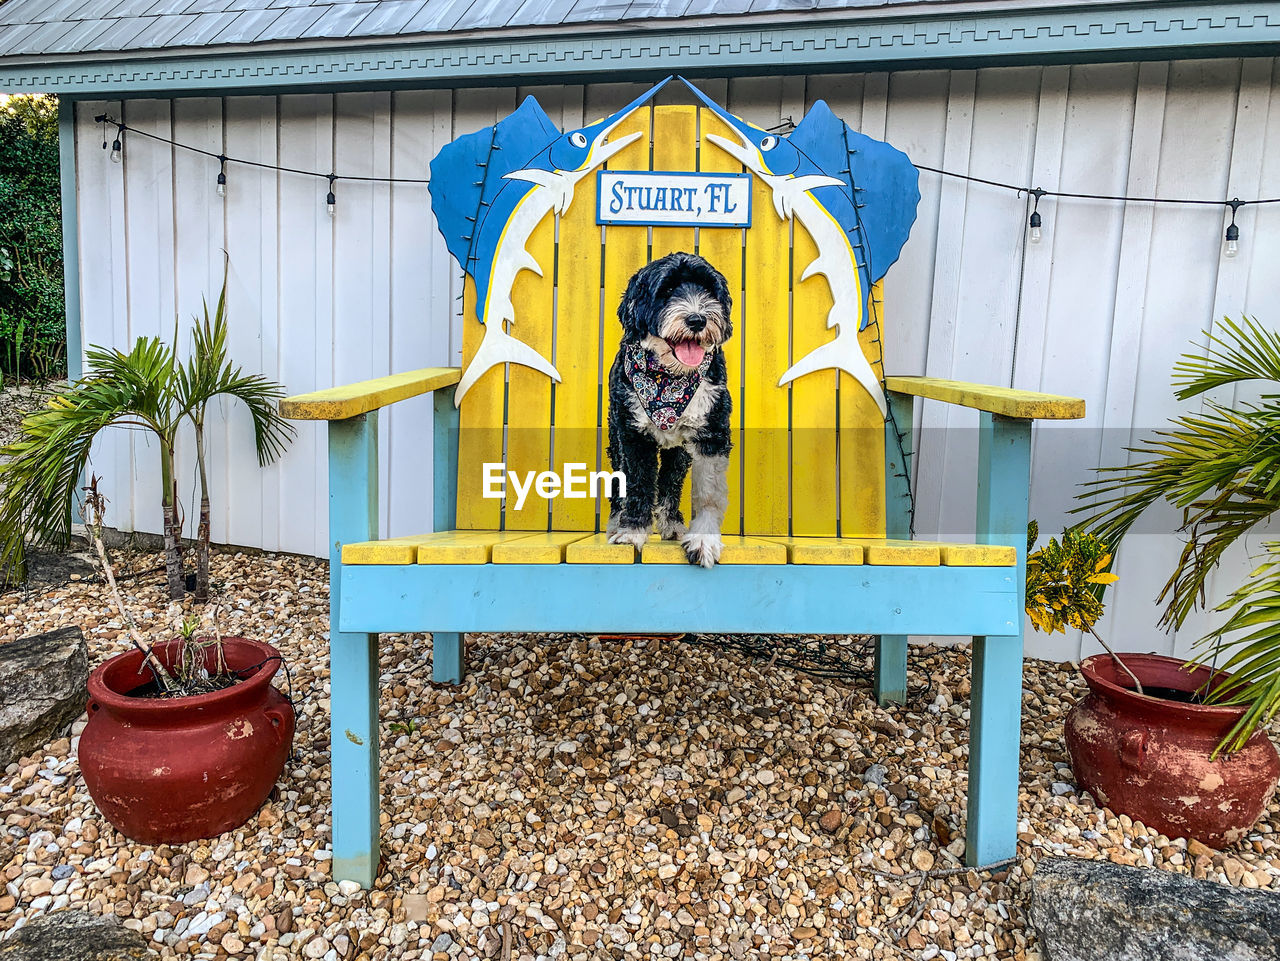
0 0 1179 60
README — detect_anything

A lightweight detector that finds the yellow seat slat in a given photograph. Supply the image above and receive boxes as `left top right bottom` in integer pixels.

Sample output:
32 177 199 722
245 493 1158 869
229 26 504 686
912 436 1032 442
416 531 546 564
640 535 787 565
342 534 433 565
759 537 866 565
346 532 1013 567
911 540 1017 566
565 533 638 564
491 532 595 564
847 538 940 566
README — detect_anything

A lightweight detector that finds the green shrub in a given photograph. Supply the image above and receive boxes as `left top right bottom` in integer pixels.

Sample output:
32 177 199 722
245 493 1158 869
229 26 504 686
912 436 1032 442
0 94 64 381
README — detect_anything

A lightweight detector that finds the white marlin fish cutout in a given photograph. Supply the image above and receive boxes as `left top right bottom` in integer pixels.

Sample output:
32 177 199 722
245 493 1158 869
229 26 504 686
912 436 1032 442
684 79 920 419
703 132 885 416
430 80 672 407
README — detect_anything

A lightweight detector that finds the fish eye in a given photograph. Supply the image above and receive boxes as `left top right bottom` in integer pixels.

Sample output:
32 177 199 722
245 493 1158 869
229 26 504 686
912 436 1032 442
569 131 588 148
760 135 777 150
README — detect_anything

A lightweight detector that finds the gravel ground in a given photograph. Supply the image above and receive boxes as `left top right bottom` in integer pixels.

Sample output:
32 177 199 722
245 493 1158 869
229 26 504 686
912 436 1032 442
2 547 1279 961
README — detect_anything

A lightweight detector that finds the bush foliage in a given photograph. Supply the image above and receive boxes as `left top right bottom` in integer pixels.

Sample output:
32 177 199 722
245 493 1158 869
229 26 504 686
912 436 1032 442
0 94 64 381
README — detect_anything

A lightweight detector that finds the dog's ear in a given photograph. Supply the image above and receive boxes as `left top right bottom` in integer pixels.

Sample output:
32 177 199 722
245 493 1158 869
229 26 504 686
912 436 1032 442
709 262 732 338
618 260 661 339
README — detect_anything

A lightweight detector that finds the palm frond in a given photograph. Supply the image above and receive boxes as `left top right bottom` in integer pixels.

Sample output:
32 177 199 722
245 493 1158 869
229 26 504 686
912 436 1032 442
1173 316 1280 400
178 274 294 466
1075 400 1280 628
1194 544 1280 755
0 375 161 576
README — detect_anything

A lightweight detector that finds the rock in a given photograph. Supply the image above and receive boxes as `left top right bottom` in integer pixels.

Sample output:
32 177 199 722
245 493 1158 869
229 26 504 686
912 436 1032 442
0 627 87 766
911 849 935 872
431 934 454 953
0 909 156 959
1188 838 1216 859
818 809 843 833
862 763 888 786
1030 855 1280 961
403 893 430 922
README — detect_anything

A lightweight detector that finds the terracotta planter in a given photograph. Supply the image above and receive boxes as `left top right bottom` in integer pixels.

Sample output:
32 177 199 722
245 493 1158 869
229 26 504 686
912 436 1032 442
78 636 294 843
1065 653 1280 847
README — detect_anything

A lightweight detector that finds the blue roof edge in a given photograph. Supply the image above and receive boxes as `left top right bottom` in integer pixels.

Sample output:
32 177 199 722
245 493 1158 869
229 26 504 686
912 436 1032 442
2 3 1277 97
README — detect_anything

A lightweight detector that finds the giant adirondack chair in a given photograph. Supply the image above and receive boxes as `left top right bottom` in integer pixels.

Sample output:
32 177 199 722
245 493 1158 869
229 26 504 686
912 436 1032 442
281 85 1085 887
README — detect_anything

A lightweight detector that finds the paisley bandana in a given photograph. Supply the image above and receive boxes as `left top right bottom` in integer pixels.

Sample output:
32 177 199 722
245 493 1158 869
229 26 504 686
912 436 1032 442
624 343 714 431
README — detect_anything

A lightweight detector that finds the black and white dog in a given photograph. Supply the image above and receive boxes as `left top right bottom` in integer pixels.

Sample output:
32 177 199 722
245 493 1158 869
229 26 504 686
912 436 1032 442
605 252 733 567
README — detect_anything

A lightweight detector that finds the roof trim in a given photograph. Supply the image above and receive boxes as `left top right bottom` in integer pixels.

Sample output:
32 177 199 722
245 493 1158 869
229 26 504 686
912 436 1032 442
2 2 1276 96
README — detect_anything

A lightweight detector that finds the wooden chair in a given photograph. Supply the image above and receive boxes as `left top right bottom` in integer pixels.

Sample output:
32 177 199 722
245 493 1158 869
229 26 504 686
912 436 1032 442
281 102 1085 887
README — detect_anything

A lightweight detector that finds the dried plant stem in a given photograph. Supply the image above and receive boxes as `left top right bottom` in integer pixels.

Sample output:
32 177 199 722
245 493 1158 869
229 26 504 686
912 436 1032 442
1086 627 1144 695
82 481 176 690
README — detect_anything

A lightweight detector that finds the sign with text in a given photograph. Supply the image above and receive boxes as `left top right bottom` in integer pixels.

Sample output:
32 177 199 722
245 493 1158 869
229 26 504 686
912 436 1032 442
596 171 752 228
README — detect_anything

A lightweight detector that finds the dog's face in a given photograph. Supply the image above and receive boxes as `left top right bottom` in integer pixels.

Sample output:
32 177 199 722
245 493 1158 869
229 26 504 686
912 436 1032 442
618 252 732 372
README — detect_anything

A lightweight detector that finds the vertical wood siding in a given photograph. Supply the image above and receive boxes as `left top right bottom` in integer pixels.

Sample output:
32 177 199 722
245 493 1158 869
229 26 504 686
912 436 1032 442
72 59 1280 660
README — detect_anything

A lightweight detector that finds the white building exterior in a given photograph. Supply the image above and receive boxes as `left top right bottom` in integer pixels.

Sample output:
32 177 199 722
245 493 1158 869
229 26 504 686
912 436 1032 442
3 2 1277 661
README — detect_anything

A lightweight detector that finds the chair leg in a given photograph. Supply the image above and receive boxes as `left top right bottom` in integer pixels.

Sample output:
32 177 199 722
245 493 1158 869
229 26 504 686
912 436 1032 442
966 412 1030 867
966 633 1024 867
330 630 381 886
328 413 381 888
874 635 908 705
433 632 465 684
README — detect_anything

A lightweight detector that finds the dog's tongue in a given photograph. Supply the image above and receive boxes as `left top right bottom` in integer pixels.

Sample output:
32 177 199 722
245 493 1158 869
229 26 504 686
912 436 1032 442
673 341 705 367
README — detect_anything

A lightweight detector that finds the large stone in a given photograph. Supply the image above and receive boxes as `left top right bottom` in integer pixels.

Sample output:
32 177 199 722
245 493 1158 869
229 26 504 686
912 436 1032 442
1030 855 1280 961
0 627 87 766
0 910 155 959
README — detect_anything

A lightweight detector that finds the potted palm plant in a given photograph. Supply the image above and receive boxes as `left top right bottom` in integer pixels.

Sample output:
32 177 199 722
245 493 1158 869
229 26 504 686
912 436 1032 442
75 476 294 843
1068 316 1280 846
0 272 297 841
0 270 293 598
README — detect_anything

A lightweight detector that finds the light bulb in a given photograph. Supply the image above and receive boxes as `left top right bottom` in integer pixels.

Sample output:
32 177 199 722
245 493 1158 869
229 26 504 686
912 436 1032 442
1029 209 1042 244
1225 222 1240 259
326 180 336 217
1225 238 1239 258
1029 225 1041 244
216 171 227 198
110 138 122 163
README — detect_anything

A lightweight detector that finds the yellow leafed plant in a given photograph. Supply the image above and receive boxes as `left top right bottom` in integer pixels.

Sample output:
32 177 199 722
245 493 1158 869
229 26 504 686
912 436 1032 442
1026 521 1141 693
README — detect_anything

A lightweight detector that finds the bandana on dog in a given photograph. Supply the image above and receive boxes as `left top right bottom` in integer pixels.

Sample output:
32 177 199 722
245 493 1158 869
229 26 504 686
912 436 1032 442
624 343 714 431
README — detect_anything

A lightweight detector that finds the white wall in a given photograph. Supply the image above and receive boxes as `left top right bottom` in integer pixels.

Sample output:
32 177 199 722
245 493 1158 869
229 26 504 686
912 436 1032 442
71 59 1280 660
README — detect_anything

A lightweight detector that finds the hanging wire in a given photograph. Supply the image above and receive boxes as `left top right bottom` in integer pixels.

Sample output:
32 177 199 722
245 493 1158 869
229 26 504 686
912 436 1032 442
96 113 1280 213
95 114 431 184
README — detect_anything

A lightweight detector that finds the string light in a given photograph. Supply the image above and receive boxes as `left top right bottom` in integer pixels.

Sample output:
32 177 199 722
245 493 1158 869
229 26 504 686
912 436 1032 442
96 114 1280 239
1028 187 1045 244
1224 198 1242 259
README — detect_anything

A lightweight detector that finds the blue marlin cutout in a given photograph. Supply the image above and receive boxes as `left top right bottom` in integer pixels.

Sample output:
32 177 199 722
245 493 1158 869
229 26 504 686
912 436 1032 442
681 78 919 417
431 78 673 405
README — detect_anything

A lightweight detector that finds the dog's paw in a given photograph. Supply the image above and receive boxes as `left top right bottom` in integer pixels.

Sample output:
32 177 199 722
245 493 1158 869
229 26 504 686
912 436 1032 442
607 526 649 550
657 518 687 541
682 531 722 568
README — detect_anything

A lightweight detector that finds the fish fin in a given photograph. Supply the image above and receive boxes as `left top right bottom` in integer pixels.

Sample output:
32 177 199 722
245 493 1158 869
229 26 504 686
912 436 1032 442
455 323 561 407
429 96 559 275
788 99 919 287
778 337 887 417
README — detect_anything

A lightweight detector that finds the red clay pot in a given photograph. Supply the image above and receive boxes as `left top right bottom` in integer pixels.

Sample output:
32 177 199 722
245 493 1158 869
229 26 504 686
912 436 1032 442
1065 653 1280 847
78 636 294 843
